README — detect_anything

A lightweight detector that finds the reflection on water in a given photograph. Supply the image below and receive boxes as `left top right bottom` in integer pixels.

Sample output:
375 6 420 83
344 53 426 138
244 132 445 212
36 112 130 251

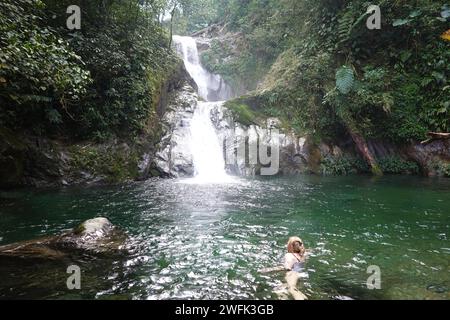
0 176 449 300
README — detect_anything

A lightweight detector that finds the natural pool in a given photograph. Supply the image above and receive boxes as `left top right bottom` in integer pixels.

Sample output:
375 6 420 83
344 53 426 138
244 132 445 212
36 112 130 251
0 175 449 300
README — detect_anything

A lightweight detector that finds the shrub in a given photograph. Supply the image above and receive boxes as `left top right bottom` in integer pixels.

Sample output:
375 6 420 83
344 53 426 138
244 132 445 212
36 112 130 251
378 156 420 175
320 155 369 176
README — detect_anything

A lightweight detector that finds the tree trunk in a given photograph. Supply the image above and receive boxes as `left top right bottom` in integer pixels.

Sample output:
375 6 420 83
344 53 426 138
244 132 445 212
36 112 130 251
168 7 177 49
349 130 383 176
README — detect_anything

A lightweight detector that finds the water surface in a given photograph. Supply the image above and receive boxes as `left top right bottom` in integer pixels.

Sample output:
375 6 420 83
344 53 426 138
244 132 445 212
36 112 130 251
0 175 449 300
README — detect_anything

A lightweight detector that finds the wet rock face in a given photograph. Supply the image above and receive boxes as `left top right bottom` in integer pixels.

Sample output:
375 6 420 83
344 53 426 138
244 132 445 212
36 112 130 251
208 103 324 176
154 84 198 178
0 218 127 259
154 95 337 177
405 140 450 176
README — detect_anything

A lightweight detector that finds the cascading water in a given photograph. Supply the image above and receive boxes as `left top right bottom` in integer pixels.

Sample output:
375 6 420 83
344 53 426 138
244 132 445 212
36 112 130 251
173 36 232 101
172 35 234 183
189 102 232 182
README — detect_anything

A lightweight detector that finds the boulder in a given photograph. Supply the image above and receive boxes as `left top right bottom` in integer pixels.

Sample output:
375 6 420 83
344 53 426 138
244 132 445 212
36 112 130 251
0 218 127 259
154 84 198 177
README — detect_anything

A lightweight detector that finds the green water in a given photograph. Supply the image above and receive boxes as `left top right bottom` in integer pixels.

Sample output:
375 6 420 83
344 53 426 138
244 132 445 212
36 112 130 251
0 175 449 300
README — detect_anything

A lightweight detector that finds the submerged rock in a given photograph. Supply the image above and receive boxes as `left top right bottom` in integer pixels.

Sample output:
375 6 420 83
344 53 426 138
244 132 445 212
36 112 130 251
0 218 127 259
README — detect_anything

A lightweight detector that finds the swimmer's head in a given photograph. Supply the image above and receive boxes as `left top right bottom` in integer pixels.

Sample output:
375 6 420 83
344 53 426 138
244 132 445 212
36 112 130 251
287 236 304 253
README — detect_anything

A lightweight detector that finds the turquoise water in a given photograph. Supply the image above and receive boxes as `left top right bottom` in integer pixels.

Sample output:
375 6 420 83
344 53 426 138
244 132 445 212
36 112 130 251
0 175 449 300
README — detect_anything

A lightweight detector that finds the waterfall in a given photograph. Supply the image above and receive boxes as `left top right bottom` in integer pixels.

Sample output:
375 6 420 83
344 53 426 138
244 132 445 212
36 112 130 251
189 102 232 182
173 35 232 101
173 35 234 183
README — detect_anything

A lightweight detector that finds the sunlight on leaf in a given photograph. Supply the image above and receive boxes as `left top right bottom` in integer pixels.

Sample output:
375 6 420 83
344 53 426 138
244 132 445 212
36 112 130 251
393 19 410 27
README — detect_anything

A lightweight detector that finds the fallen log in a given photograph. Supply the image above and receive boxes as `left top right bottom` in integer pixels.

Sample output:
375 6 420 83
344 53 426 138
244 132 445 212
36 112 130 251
421 132 450 145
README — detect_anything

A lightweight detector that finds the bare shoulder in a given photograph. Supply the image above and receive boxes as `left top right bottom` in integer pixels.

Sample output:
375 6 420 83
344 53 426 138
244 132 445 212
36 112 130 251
284 252 295 260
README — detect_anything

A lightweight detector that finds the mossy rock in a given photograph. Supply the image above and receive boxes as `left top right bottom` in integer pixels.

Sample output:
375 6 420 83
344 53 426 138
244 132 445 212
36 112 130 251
224 102 257 126
224 95 269 127
73 223 86 235
68 142 141 184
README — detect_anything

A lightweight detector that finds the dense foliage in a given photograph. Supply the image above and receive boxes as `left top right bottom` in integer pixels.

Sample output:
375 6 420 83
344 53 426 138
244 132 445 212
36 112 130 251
168 0 219 34
199 0 449 146
0 0 177 140
1 0 449 178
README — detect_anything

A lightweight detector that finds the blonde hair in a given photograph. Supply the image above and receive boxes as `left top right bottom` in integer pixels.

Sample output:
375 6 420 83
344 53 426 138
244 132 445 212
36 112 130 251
287 236 303 253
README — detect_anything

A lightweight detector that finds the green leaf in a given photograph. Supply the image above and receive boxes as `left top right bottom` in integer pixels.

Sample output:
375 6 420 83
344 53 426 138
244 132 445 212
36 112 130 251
432 71 445 82
441 5 450 19
400 51 412 63
409 10 421 18
393 19 410 27
336 66 354 95
421 78 433 87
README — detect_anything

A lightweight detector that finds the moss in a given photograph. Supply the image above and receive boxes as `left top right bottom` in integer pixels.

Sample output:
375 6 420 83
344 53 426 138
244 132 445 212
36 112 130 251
224 101 256 126
224 94 274 126
69 143 141 183
73 223 86 235
145 57 185 142
371 164 384 176
148 57 181 110
260 48 302 91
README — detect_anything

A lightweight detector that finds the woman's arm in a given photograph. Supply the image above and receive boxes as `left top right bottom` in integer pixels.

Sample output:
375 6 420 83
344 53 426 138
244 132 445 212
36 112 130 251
258 266 286 274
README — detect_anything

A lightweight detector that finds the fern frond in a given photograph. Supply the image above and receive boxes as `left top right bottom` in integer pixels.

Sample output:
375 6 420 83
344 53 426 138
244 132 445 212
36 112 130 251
336 66 354 95
338 12 354 43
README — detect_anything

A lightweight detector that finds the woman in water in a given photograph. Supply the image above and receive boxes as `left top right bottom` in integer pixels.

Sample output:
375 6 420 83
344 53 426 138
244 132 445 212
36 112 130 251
259 236 309 300
283 236 308 300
